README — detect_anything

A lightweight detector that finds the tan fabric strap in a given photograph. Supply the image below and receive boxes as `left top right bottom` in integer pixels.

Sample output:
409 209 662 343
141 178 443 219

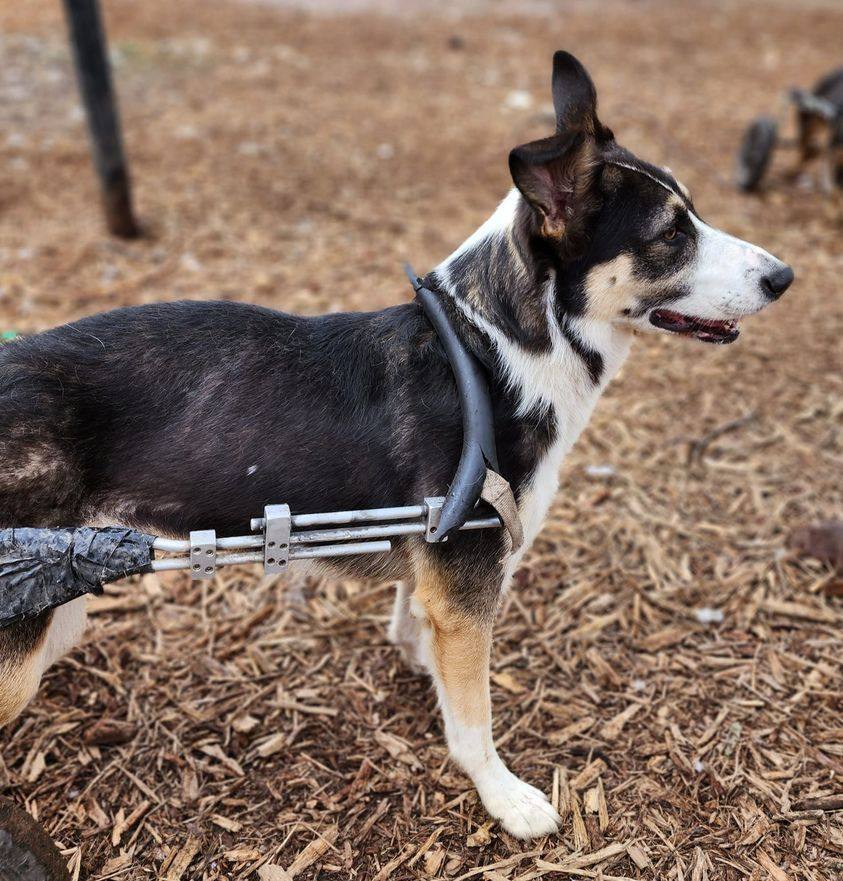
480 469 524 554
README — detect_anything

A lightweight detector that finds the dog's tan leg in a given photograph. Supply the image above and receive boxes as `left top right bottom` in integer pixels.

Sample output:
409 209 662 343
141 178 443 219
0 652 43 726
0 613 52 727
411 559 560 839
0 598 87 727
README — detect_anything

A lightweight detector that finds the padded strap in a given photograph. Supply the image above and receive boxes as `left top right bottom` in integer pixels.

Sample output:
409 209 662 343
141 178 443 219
480 469 523 554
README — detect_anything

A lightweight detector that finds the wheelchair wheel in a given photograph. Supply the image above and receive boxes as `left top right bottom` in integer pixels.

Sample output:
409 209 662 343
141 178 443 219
0 798 70 881
736 116 778 192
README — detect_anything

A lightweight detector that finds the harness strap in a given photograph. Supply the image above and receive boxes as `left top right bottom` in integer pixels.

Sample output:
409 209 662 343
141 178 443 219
405 263 524 556
481 469 523 554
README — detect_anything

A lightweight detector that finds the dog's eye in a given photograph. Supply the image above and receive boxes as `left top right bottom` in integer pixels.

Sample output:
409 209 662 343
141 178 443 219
663 227 679 242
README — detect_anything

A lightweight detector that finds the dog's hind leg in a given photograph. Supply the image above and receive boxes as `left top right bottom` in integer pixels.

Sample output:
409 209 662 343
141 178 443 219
410 554 560 839
0 483 89 727
0 599 88 727
0 411 89 727
387 580 424 672
0 615 53 725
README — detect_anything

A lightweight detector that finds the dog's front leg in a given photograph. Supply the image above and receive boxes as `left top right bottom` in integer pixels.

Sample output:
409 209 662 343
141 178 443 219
411 559 560 839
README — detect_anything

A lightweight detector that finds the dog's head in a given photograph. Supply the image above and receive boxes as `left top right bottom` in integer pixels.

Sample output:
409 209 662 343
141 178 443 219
509 52 793 344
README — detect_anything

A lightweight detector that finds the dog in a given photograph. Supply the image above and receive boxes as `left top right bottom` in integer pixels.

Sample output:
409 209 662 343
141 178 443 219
0 51 792 838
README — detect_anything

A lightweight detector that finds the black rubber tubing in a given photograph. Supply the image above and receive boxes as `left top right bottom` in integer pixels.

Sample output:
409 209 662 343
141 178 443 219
406 265 499 542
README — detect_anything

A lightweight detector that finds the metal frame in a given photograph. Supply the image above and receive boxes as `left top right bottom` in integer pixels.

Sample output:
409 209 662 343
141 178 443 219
153 499 500 578
737 87 842 192
263 504 291 574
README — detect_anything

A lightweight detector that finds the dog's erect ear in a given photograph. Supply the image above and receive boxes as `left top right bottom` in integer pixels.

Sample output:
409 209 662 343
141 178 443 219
551 51 611 141
509 130 597 240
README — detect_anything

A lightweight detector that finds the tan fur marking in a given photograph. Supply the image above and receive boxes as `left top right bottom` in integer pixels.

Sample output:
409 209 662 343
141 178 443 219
668 192 686 211
582 253 638 321
646 196 684 236
412 556 492 728
0 601 87 728
0 649 44 727
541 218 565 239
580 195 686 322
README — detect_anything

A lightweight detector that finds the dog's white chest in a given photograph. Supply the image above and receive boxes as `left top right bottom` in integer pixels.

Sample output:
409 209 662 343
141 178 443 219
508 328 631 574
515 407 591 554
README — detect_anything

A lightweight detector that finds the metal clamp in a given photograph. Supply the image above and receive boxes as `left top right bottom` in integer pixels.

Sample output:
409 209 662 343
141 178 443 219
263 504 291 574
424 497 445 542
189 529 217 579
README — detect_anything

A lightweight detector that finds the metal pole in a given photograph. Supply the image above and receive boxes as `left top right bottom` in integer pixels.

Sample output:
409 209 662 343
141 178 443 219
62 0 139 237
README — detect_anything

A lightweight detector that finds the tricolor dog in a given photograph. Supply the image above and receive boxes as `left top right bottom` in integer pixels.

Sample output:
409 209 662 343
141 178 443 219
0 52 792 837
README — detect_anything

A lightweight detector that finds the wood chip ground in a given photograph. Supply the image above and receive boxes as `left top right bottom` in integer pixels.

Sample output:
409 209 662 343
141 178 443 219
0 0 841 878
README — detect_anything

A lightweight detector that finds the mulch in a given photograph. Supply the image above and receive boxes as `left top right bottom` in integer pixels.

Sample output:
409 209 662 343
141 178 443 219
0 0 841 878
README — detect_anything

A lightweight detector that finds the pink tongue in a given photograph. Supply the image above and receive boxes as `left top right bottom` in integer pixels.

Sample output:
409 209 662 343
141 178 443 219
660 311 730 331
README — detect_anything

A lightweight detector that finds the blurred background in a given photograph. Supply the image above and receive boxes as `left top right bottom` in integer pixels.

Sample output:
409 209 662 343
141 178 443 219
0 1 840 879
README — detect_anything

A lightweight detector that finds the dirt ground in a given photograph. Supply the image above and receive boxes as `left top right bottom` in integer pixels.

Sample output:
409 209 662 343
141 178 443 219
0 0 841 879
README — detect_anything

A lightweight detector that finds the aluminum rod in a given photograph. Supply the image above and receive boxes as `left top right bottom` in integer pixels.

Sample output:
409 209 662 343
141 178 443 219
457 516 501 531
153 537 190 552
216 552 263 566
291 540 392 559
251 504 428 532
151 539 393 571
290 515 501 545
292 522 425 544
216 535 264 550
293 505 428 527
151 558 192 572
152 552 263 572
153 535 270 552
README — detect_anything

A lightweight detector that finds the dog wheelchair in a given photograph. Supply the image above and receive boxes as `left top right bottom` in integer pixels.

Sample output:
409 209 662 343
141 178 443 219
736 68 843 194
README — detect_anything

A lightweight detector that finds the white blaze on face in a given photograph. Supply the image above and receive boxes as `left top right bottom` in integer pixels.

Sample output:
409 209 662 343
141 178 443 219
674 215 789 320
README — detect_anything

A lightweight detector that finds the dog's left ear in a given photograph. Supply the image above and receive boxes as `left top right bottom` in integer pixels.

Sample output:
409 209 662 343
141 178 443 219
508 51 610 242
551 50 612 141
508 129 598 241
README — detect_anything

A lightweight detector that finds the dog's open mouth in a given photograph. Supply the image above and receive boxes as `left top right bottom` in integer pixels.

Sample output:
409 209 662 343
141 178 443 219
649 309 740 344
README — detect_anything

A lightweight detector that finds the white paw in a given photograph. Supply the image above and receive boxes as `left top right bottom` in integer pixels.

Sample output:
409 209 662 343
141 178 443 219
477 769 561 839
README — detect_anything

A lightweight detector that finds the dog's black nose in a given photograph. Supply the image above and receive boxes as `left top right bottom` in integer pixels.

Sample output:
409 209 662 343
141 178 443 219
762 264 794 299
